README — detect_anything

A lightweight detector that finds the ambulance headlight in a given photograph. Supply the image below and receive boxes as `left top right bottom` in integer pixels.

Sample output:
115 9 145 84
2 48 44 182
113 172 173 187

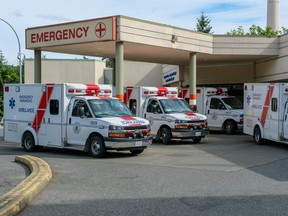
109 125 124 130
108 125 126 138
175 120 187 124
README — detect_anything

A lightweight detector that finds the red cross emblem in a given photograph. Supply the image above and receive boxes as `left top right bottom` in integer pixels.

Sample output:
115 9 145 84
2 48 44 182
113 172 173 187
95 22 106 38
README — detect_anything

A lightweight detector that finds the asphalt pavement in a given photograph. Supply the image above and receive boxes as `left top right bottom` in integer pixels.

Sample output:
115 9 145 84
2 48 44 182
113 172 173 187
0 128 27 197
0 152 27 197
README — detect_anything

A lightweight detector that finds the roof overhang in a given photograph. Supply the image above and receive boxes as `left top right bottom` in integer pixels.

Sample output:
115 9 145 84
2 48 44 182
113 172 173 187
25 15 280 66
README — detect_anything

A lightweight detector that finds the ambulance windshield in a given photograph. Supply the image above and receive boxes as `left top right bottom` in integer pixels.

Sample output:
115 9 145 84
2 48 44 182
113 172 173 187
222 97 243 110
159 98 192 113
88 99 132 117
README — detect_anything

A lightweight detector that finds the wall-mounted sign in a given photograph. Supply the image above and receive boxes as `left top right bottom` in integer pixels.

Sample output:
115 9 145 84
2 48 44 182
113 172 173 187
26 17 117 49
162 65 179 85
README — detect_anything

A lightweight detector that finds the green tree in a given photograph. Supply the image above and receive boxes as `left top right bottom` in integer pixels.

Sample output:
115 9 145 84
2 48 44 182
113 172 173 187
0 50 20 117
227 25 288 36
105 58 114 68
195 11 213 34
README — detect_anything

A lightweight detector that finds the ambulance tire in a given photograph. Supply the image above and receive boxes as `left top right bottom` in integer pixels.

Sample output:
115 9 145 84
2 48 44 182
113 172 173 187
253 126 263 145
160 126 172 144
193 138 201 144
89 136 106 158
130 149 144 155
225 120 236 135
22 132 36 152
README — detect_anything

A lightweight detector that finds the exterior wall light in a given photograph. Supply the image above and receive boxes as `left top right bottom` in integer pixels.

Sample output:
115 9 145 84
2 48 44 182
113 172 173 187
171 35 178 43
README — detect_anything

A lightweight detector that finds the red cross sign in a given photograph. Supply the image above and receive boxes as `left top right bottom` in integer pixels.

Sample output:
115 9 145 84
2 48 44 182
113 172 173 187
95 22 106 38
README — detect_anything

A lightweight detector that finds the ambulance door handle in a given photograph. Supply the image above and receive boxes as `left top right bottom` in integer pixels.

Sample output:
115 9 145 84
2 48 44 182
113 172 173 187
69 118 71 124
207 110 210 114
48 118 50 123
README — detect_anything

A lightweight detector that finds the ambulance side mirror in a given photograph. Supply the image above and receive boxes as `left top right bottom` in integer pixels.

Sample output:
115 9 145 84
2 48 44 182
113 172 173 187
77 107 85 118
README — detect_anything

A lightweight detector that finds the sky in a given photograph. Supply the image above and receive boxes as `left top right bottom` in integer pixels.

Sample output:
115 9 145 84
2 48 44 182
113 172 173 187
1 0 288 65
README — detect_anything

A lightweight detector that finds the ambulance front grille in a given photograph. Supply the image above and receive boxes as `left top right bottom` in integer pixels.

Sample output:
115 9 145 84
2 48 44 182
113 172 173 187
123 125 148 130
187 120 206 124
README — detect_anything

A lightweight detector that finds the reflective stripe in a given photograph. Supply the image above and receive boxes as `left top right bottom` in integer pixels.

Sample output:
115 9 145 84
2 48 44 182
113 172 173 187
32 84 54 132
260 83 274 127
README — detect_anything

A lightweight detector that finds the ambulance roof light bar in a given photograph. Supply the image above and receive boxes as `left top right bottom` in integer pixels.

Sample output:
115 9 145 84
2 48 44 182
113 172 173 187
98 89 112 97
142 87 179 97
67 84 100 96
205 87 228 96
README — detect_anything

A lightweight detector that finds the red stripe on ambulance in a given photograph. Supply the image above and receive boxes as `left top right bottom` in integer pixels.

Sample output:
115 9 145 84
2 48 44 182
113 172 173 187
124 88 133 104
121 116 136 121
260 83 275 127
32 84 54 132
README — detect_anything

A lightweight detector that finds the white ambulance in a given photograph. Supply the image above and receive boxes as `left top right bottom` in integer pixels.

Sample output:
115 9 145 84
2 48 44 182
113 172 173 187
179 87 243 134
243 83 288 145
124 86 209 144
4 83 152 158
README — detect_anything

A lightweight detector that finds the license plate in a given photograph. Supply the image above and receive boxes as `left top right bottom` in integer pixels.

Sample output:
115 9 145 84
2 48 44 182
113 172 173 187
135 141 143 147
195 132 201 136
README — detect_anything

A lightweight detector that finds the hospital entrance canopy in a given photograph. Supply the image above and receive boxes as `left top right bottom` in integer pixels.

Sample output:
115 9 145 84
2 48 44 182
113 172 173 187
25 15 278 66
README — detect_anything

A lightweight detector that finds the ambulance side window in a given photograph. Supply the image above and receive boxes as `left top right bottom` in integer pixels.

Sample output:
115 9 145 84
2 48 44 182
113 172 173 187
129 99 137 115
210 98 223 110
50 100 59 115
147 99 161 113
72 100 92 117
271 98 277 112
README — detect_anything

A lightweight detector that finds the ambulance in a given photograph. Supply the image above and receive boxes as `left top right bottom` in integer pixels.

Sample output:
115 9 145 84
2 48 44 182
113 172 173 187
179 87 243 134
4 83 152 158
124 86 209 144
243 83 288 145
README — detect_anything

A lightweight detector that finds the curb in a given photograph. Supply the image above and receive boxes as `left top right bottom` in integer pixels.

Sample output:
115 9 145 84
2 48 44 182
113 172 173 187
0 155 52 216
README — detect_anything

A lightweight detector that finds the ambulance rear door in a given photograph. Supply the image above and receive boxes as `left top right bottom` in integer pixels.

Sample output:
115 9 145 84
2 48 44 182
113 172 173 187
266 83 280 141
280 84 288 140
37 84 63 147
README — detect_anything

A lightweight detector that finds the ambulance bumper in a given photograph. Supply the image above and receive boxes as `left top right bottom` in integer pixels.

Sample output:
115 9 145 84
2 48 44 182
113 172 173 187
104 136 153 150
237 123 243 131
171 129 209 139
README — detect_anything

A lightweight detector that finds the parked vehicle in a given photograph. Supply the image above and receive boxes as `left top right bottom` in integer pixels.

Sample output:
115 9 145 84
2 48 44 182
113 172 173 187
244 83 288 145
124 86 209 144
4 83 152 158
179 87 243 134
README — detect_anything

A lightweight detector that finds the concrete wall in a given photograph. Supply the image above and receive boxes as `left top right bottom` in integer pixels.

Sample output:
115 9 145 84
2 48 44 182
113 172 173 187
122 61 162 86
255 34 288 82
24 59 163 86
181 62 255 86
24 59 105 84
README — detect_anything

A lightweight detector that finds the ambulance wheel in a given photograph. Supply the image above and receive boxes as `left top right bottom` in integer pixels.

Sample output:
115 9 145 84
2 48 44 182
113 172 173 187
130 149 144 155
160 126 172 144
193 138 201 144
225 120 236 135
254 126 263 145
22 132 36 152
89 136 106 158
